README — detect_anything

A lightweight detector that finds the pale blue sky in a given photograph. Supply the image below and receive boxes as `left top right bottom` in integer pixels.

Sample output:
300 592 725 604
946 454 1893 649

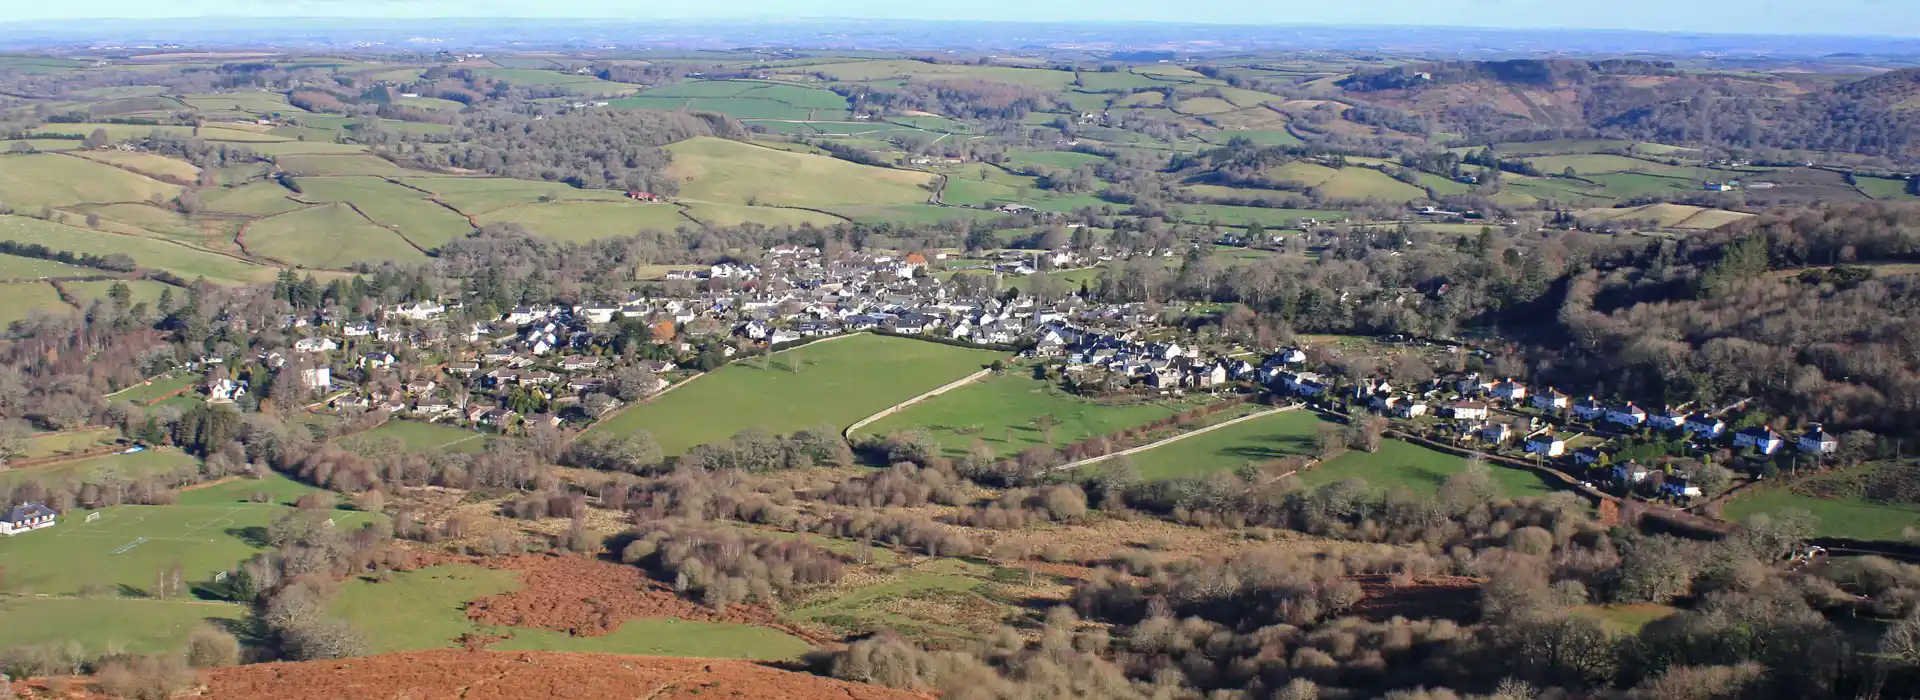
7 0 1917 37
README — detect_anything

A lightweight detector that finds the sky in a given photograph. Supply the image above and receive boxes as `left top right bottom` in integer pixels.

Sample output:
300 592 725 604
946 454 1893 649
6 0 1918 38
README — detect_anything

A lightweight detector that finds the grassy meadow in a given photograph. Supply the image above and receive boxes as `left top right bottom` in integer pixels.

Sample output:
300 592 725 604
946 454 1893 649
665 137 936 207
590 334 1002 455
860 371 1190 457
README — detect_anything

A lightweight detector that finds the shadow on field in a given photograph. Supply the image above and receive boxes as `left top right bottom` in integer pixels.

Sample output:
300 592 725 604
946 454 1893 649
227 526 271 548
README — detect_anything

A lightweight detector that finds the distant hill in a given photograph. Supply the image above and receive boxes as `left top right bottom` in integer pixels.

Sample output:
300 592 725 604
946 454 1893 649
1339 59 1920 161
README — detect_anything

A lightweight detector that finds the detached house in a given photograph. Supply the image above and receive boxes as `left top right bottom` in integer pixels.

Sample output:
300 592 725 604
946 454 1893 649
1649 407 1690 431
1525 434 1567 457
1490 379 1527 402
293 337 338 353
1734 426 1786 455
1450 401 1489 421
1571 397 1608 422
0 503 56 535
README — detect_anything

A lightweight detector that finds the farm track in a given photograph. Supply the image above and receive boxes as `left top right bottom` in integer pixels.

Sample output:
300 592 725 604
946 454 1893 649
842 367 996 440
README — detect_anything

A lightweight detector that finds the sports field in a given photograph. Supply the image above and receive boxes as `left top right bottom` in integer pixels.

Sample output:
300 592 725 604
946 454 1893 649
589 334 1003 455
859 371 1189 457
0 597 246 655
0 485 379 597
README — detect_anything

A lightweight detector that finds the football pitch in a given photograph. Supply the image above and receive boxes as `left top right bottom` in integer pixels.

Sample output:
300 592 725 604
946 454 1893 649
0 502 379 597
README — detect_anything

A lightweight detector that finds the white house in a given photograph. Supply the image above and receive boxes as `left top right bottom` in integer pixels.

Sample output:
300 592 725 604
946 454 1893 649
1525 434 1567 457
0 503 56 535
393 301 446 321
299 366 332 391
293 337 338 353
1480 422 1513 443
1283 372 1328 397
769 329 802 345
1571 396 1608 422
1450 401 1489 421
1734 426 1785 455
1394 401 1429 419
1491 379 1527 402
1798 424 1839 455
1531 388 1570 411
361 352 397 369
1605 403 1648 427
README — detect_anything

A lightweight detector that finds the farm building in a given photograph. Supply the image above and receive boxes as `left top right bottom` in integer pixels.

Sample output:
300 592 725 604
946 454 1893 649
1 503 57 535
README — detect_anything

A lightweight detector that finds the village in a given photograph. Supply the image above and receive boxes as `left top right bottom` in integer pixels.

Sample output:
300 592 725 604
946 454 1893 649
149 238 1854 518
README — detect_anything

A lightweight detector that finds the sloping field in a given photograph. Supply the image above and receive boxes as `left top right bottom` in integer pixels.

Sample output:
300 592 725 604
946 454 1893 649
73 203 248 254
0 281 70 327
0 597 246 655
294 176 474 250
1265 161 1426 202
200 181 306 216
1575 203 1753 230
200 650 925 700
70 149 201 181
591 334 1002 455
1124 409 1325 480
474 201 691 242
0 215 271 283
682 202 845 228
240 140 373 156
178 91 299 113
400 177 631 215
1525 154 1672 175
0 252 91 280
246 203 428 268
794 59 1078 89
66 279 180 308
0 153 181 208
861 371 1188 458
276 154 418 177
665 137 935 207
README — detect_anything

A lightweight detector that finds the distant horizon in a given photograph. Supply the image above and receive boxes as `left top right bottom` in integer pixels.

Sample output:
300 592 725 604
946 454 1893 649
4 0 1917 39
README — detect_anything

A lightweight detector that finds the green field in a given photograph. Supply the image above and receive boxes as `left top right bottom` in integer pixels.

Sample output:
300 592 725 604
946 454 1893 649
590 334 1002 455
682 202 845 228
344 420 487 453
1571 604 1680 635
1301 438 1555 497
823 204 1007 226
401 177 632 215
177 472 330 507
1005 150 1108 169
1265 162 1427 202
292 176 474 250
0 495 379 597
0 448 193 489
199 181 306 216
1525 154 1670 175
20 427 120 460
0 281 69 327
665 137 936 207
0 215 273 284
70 202 248 254
66 279 183 310
110 372 200 404
1723 486 1920 541
275 154 419 177
474 201 691 242
71 150 201 181
1857 175 1917 200
0 597 246 655
860 371 1188 458
331 564 811 659
1122 409 1325 480
0 153 182 208
245 203 428 268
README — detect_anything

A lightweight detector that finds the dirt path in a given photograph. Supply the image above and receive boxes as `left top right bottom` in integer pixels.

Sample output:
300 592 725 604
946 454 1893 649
1048 405 1298 472
843 366 996 440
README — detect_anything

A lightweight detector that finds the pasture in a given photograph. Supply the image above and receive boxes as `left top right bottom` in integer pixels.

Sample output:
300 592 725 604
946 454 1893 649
292 176 475 250
473 201 692 242
665 137 936 207
1265 162 1427 202
682 202 846 228
199 181 306 216
0 597 246 655
1122 409 1325 480
1300 439 1555 497
20 427 121 460
0 253 89 280
274 154 419 177
0 496 380 597
859 371 1189 458
590 334 1002 455
0 153 181 208
0 448 197 489
109 372 201 404
400 177 632 215
71 150 201 181
0 281 69 327
245 204 429 268
1723 485 1920 542
72 203 249 255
